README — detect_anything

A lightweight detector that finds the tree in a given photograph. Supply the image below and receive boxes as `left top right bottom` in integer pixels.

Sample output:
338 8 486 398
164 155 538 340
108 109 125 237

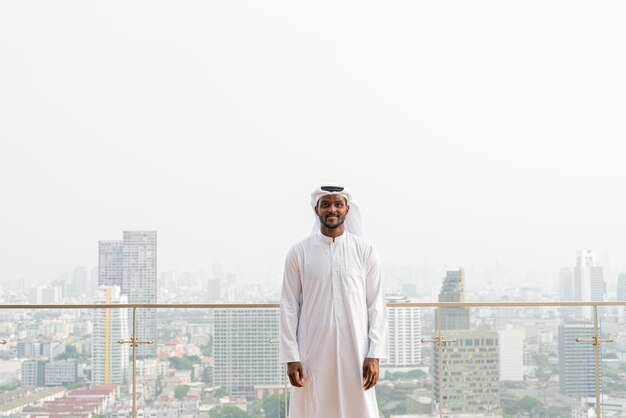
209 405 248 418
263 394 286 418
175 385 190 400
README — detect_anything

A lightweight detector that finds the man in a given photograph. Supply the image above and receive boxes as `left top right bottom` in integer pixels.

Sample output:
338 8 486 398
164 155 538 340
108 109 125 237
279 184 388 418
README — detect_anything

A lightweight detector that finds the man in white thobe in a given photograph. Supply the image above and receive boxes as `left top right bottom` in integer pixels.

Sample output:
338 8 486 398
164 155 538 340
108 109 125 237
279 184 388 418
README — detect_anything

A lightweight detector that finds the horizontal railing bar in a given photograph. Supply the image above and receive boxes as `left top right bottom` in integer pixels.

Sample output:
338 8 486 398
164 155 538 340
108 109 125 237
1 301 626 309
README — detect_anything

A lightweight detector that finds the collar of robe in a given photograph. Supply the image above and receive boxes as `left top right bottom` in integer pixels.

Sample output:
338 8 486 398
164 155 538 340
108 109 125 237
318 230 347 244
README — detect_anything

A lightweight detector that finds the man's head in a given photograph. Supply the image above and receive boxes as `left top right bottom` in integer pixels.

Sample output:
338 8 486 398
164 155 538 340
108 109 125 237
310 183 363 237
315 194 350 230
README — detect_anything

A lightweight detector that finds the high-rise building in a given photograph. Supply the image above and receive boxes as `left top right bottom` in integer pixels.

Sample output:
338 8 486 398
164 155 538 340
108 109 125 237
574 250 605 319
99 241 123 288
436 270 469 331
559 267 575 301
432 271 500 415
498 325 524 381
92 286 130 385
433 330 500 414
386 295 421 367
617 273 626 301
558 322 597 397
122 231 157 357
207 279 221 302
100 232 157 358
213 308 283 397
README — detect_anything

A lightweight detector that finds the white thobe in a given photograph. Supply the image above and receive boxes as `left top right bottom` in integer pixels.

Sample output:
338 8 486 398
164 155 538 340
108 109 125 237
279 231 388 418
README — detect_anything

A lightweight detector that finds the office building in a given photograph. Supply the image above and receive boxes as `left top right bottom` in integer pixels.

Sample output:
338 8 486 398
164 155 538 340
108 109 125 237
433 330 500 414
92 286 130 385
213 308 283 397
558 322 597 397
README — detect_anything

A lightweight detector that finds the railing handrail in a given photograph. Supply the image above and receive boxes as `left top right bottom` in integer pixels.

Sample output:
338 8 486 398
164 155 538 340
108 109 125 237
1 301 626 309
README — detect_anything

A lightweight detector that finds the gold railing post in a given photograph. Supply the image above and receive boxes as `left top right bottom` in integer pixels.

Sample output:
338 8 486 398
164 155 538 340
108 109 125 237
118 307 153 418
422 308 457 418
575 305 614 418
268 338 288 418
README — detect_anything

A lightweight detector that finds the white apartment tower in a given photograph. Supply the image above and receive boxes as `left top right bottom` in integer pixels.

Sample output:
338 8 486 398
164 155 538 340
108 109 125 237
498 325 524 381
386 295 421 367
92 286 130 385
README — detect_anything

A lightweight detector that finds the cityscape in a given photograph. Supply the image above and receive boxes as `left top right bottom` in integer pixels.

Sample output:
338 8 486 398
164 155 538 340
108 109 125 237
0 231 625 417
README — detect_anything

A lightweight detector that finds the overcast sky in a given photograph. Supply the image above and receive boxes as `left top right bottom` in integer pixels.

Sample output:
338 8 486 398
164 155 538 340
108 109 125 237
1 1 625 288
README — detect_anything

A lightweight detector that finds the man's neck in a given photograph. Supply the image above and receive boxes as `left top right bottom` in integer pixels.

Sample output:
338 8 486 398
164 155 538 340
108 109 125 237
320 226 345 241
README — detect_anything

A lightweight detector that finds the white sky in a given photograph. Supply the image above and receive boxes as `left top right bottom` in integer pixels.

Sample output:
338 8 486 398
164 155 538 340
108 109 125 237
1 1 625 288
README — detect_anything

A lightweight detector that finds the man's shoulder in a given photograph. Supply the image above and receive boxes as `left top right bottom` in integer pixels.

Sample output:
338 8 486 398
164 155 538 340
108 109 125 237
287 233 318 253
346 232 375 250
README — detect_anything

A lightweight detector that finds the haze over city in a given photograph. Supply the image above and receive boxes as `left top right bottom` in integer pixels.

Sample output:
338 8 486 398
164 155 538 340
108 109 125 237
1 1 626 292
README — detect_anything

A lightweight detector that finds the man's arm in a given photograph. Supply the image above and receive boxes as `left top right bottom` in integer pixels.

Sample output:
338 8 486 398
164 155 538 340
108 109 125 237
365 246 388 359
363 245 388 390
279 247 304 386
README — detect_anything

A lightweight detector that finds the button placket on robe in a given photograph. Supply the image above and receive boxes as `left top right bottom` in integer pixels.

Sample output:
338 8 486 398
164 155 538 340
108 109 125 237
330 242 344 319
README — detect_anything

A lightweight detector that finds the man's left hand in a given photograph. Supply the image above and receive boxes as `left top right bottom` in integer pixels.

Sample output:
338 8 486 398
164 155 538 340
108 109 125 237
362 357 380 390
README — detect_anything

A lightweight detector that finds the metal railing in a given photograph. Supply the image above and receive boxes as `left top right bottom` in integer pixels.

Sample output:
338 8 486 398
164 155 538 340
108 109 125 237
0 301 622 418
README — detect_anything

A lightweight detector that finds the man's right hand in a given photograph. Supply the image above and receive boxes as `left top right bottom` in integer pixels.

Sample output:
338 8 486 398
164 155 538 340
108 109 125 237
287 361 305 387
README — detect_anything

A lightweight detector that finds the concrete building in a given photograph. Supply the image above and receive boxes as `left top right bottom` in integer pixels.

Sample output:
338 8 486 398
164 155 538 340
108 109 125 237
92 286 130 385
213 308 283 397
559 322 597 398
21 360 78 387
386 295 422 367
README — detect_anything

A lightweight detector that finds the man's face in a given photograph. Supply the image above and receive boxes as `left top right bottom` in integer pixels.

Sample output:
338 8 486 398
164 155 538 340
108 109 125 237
315 194 350 230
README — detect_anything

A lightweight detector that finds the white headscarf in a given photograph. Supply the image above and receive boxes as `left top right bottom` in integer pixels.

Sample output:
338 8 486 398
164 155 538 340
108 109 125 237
310 183 364 237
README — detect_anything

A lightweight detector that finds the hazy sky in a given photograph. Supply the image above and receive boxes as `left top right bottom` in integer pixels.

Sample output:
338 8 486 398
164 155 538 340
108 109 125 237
1 1 625 287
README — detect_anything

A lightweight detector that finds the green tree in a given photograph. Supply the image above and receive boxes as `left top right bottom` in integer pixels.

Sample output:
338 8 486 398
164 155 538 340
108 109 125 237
263 394 286 418
175 385 190 400
209 405 248 418
213 387 228 398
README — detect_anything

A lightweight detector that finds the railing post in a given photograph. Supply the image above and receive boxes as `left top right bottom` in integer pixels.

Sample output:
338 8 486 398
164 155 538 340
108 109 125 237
269 338 289 418
575 304 614 418
118 307 153 418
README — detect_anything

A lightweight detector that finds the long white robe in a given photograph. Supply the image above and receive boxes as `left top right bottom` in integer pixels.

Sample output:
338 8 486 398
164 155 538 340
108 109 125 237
279 231 388 418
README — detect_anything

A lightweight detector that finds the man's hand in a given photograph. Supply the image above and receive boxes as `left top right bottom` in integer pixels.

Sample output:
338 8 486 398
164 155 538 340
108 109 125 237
287 361 305 387
362 357 380 390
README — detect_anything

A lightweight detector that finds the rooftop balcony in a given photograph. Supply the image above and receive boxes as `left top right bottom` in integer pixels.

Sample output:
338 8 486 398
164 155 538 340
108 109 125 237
0 302 624 418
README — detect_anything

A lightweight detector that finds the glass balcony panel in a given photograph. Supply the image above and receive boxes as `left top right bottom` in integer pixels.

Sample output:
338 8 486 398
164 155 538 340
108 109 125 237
599 305 626 418
380 305 436 417
462 304 605 418
134 306 287 418
0 308 128 416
